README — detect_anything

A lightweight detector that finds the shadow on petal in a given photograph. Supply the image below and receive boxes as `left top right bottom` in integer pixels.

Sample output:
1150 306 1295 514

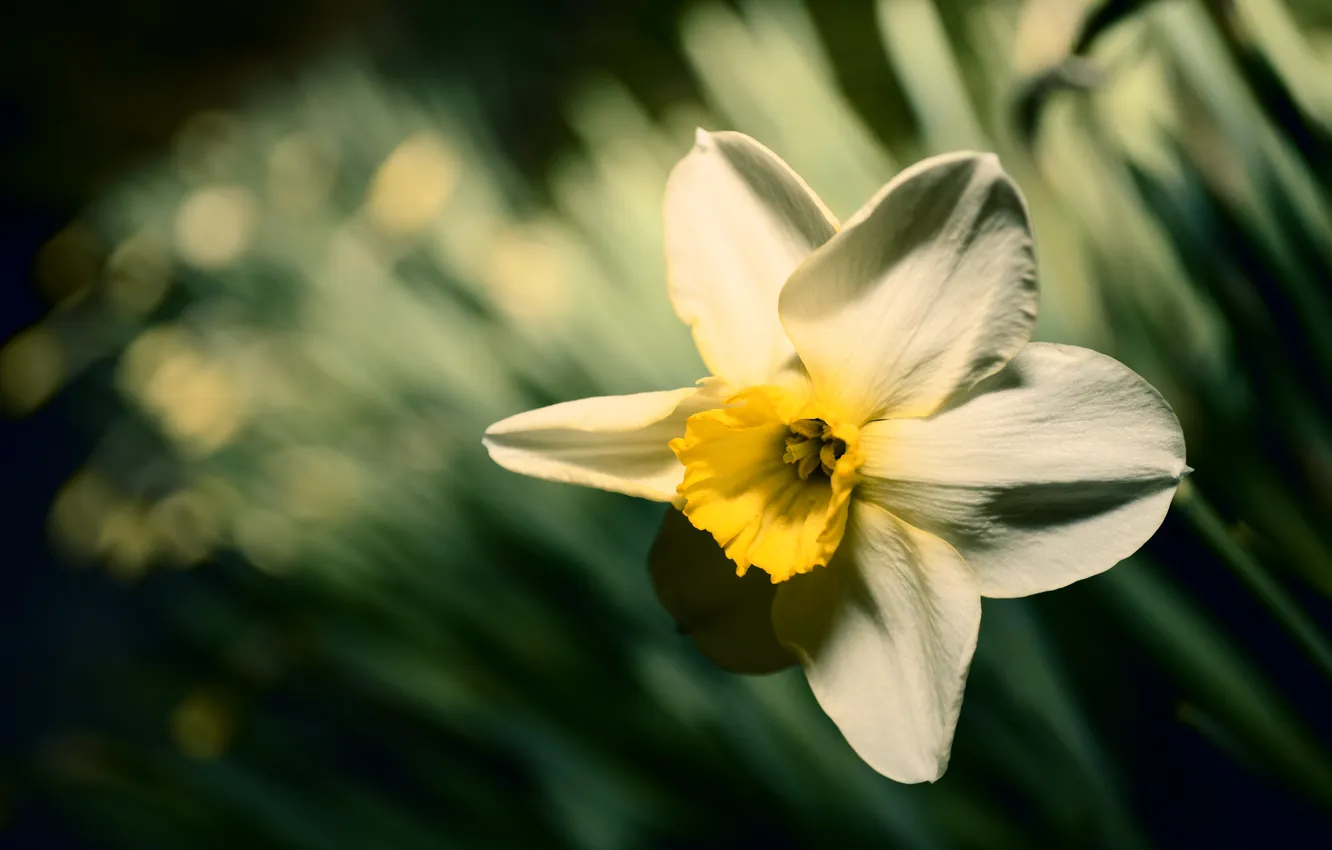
648 507 796 674
772 501 981 783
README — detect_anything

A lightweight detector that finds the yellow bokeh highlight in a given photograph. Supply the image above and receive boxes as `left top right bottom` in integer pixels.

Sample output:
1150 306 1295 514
150 358 246 453
481 223 571 325
50 469 120 561
120 326 247 455
0 326 64 414
120 325 188 395
54 470 230 574
365 132 458 236
175 185 259 269
149 488 223 567
96 500 156 581
1012 0 1096 76
171 690 233 760
105 230 173 317
36 221 102 305
232 507 295 575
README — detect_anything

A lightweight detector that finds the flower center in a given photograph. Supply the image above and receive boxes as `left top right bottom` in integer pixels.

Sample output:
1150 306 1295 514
783 418 847 480
670 386 861 583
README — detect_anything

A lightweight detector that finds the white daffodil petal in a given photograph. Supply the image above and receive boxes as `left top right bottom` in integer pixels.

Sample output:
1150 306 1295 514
772 499 980 784
483 382 724 501
858 343 1189 598
665 130 839 388
778 151 1037 424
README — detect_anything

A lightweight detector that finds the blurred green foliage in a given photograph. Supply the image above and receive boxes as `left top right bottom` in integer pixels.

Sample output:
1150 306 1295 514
6 0 1332 847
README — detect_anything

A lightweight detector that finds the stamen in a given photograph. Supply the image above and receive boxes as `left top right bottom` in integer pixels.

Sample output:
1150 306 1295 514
783 436 821 465
819 442 838 476
789 418 825 439
669 385 861 582
797 453 822 480
783 418 845 480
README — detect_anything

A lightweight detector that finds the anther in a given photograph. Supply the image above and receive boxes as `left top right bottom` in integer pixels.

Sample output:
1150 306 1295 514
819 442 838 476
784 418 844 480
783 436 821 465
797 453 822 479
789 419 825 440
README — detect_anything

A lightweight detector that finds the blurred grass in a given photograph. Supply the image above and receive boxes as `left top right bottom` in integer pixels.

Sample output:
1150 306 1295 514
5 0 1332 847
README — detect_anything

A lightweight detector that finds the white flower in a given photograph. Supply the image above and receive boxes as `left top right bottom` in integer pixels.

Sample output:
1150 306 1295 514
483 130 1189 783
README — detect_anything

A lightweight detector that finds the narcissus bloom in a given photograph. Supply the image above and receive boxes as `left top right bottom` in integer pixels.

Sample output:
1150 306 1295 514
484 130 1188 783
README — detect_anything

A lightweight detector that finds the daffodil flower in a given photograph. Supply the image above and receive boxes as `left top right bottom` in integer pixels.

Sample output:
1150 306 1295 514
483 131 1188 783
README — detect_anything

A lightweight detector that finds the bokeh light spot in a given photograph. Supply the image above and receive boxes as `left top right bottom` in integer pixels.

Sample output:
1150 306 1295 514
49 469 120 562
150 356 246 455
233 508 295 575
482 225 572 325
365 132 458 237
1 326 64 414
150 489 223 567
121 326 247 455
35 221 103 305
105 230 173 317
96 500 156 581
120 325 188 398
171 690 233 760
175 185 259 269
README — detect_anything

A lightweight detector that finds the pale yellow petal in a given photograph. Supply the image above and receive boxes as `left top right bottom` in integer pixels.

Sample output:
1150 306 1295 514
858 343 1188 597
773 500 981 783
665 130 838 388
483 382 724 501
779 152 1037 424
